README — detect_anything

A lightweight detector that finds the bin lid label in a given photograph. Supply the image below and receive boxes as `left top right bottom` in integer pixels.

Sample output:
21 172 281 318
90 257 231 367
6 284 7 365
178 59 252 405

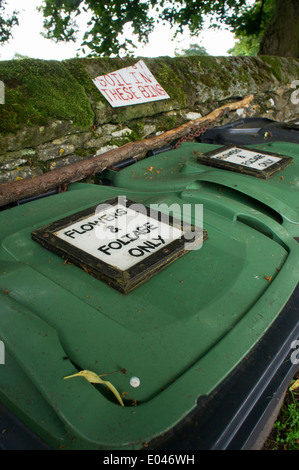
31 197 206 293
55 201 183 271
197 145 293 178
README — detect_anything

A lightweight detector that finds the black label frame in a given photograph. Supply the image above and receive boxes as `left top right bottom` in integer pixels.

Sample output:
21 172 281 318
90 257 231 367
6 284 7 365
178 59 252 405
196 145 293 179
31 197 207 294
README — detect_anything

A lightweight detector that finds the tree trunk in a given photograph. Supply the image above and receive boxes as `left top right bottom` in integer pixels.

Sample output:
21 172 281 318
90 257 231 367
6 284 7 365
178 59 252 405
259 0 299 57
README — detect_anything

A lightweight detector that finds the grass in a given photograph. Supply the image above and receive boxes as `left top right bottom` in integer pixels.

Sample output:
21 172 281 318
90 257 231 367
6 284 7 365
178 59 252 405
263 371 299 450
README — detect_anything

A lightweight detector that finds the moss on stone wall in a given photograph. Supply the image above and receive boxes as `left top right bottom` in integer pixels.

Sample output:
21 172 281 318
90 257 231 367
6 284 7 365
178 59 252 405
1 56 298 136
0 58 94 134
0 55 298 172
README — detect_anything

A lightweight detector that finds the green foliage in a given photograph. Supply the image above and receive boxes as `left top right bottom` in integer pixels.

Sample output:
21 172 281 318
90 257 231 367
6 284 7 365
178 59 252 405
0 0 18 44
228 35 261 56
175 43 209 57
229 0 275 36
39 0 158 56
273 402 299 450
265 374 299 450
37 0 274 57
228 0 276 56
0 0 292 58
12 53 31 60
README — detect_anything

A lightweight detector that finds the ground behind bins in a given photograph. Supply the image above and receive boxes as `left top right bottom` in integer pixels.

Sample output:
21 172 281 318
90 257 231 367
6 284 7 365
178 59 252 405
262 370 299 450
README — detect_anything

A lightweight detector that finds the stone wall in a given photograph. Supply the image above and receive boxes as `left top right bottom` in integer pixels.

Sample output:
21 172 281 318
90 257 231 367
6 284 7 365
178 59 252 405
0 55 298 184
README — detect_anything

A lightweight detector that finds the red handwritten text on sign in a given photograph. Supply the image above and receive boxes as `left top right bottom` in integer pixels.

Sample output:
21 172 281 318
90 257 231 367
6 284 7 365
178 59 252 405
92 60 170 108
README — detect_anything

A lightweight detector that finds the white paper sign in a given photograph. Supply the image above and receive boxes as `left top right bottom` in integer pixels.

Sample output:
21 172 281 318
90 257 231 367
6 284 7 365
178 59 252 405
92 60 170 108
55 203 182 271
211 147 282 170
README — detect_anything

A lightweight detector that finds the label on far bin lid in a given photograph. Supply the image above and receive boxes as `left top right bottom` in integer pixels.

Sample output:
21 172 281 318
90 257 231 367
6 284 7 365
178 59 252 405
197 145 293 178
31 197 206 294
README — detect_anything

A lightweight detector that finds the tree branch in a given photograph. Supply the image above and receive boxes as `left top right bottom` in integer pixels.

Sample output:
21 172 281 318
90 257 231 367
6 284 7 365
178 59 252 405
0 94 254 208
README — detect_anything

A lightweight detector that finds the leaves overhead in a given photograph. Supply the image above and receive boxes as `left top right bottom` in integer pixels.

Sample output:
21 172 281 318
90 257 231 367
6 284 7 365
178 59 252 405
37 0 272 56
1 1 297 58
0 0 18 44
39 0 159 56
228 0 276 56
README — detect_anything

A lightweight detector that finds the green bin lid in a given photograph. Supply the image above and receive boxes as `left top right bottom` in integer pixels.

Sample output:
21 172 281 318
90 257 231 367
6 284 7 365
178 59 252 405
106 141 299 236
0 181 298 449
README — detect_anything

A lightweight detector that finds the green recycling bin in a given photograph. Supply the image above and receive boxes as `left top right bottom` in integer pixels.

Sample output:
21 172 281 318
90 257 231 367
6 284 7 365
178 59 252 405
0 166 298 449
100 140 299 237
